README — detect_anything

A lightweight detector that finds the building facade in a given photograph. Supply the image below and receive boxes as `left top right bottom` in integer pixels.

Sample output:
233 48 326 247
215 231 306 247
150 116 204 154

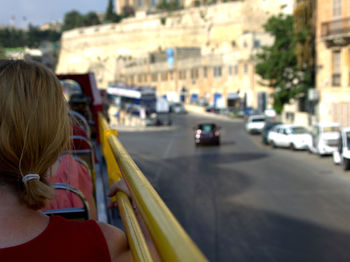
117 32 274 109
57 0 295 110
317 0 350 127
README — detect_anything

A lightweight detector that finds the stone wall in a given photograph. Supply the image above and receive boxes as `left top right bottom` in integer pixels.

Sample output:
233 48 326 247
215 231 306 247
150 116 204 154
56 0 294 89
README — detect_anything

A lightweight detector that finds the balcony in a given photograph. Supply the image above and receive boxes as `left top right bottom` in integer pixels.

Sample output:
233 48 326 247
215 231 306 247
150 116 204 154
321 18 350 47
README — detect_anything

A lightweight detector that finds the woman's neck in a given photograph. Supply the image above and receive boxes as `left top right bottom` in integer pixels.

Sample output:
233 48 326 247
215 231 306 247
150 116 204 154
0 186 49 248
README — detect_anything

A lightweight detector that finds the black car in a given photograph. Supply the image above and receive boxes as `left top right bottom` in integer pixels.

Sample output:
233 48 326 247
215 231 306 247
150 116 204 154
262 121 282 144
194 123 220 145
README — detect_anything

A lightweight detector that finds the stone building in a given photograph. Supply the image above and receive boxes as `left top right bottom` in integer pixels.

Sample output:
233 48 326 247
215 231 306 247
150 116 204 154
56 0 295 109
316 0 350 127
118 32 274 109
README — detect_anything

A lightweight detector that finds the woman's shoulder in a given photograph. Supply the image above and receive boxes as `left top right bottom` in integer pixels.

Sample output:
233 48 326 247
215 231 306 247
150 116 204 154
97 222 133 262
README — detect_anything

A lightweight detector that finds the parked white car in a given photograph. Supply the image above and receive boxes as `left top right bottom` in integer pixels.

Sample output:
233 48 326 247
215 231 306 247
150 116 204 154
309 122 340 156
333 127 350 170
245 115 266 134
268 124 312 150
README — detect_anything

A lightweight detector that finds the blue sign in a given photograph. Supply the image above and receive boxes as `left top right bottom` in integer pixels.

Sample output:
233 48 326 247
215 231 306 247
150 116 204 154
166 48 174 69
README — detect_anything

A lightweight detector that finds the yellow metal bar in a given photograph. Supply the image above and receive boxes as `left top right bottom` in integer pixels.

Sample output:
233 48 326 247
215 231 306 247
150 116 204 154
98 115 122 187
108 135 208 262
116 191 154 262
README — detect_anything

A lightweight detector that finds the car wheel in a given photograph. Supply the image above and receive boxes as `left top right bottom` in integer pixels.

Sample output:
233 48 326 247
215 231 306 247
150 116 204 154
290 143 296 151
270 140 276 148
343 158 350 171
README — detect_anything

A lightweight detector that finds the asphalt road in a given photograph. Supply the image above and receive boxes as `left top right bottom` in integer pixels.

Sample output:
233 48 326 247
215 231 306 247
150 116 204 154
117 113 350 262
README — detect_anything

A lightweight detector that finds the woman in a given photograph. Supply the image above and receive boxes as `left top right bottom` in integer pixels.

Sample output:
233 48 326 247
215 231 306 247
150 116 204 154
44 154 98 220
0 60 133 262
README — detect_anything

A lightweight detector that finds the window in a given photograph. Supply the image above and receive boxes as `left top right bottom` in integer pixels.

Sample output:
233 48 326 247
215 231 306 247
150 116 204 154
161 72 168 81
203 67 208 78
152 73 158 82
138 0 143 7
234 64 238 75
332 50 341 86
179 70 187 80
138 74 142 82
244 63 248 74
333 0 342 17
228 66 232 75
152 0 157 7
253 40 260 48
213 66 222 78
191 68 199 79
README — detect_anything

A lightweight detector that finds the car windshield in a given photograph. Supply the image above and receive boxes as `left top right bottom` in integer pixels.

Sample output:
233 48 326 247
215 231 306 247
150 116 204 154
322 126 340 132
290 127 308 134
199 124 215 131
252 118 265 122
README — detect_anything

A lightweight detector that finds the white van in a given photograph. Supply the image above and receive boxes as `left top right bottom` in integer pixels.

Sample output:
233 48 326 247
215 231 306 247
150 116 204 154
309 122 341 156
333 127 350 170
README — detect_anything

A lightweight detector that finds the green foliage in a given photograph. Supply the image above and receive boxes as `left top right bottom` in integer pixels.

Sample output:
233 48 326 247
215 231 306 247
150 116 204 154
62 10 102 31
105 0 115 22
62 10 84 31
157 0 182 11
160 17 166 25
104 0 133 24
255 14 313 113
84 12 101 26
0 26 61 48
294 0 316 79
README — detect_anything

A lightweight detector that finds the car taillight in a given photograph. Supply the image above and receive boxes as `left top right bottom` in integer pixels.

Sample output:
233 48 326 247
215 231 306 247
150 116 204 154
215 131 219 136
196 130 202 134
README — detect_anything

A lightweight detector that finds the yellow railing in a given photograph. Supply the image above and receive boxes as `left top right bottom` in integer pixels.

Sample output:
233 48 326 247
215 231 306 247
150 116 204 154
99 114 208 262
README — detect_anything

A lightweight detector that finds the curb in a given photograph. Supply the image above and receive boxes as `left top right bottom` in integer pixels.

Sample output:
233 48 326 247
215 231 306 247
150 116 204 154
110 124 177 132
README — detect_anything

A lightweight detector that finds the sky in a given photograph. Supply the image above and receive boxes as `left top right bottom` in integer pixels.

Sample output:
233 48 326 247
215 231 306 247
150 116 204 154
0 0 108 28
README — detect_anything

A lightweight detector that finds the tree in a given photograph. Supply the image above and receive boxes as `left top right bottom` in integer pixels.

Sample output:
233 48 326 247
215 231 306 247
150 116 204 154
255 15 311 113
62 10 84 31
83 12 101 26
157 0 182 11
294 0 316 84
105 0 115 22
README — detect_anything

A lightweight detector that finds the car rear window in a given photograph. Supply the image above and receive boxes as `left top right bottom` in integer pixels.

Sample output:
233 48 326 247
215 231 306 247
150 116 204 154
322 126 340 132
252 118 265 122
199 124 215 131
290 127 308 134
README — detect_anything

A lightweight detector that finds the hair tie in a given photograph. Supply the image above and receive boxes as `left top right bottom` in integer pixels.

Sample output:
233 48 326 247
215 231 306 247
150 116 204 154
22 174 40 184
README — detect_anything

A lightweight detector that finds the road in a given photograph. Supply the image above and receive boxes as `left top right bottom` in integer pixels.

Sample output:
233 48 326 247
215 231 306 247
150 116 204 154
117 113 350 262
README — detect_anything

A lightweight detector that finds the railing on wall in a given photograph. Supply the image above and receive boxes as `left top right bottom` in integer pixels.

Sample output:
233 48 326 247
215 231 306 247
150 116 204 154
321 17 350 38
98 114 208 262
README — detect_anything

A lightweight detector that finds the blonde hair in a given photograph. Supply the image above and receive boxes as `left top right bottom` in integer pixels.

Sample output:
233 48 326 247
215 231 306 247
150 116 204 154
0 60 71 209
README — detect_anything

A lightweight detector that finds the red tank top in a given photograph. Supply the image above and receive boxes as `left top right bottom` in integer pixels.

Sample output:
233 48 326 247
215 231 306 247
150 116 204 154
0 216 111 262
